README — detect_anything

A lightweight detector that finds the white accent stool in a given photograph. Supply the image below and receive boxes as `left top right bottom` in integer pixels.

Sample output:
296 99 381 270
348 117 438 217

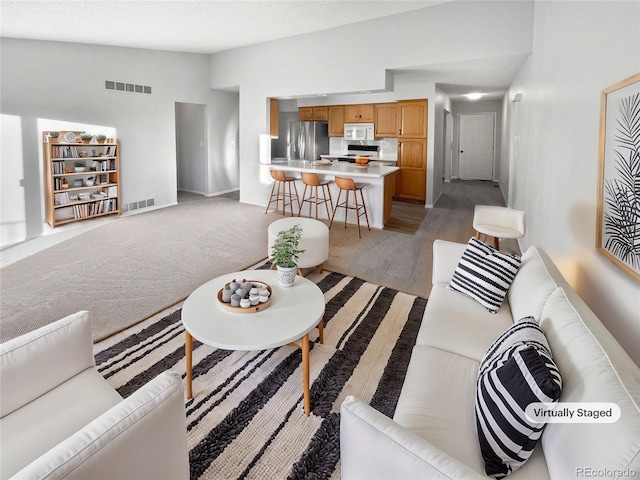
268 217 329 276
473 205 526 250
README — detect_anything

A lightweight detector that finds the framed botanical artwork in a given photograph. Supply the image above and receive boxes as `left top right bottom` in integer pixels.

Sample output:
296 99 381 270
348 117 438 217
596 73 640 280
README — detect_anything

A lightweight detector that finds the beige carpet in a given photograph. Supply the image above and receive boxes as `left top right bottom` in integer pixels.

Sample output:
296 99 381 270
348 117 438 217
1 180 513 343
1 197 281 342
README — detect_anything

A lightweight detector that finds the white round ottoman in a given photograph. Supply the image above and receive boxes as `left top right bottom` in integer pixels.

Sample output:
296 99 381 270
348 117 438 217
268 217 329 276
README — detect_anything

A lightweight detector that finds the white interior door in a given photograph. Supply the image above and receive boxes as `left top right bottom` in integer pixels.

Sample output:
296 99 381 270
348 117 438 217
459 113 495 180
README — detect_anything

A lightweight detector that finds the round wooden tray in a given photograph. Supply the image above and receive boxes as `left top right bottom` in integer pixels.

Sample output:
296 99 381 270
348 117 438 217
216 280 272 313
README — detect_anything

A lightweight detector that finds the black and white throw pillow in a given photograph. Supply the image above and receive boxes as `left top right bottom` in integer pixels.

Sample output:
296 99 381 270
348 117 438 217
475 318 562 479
449 237 521 313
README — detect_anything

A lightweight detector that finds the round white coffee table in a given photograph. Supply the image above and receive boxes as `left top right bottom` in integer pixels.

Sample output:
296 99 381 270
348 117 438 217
182 269 325 416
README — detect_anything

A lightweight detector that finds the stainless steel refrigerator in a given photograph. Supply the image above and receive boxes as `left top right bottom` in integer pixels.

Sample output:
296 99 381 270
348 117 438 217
289 121 329 161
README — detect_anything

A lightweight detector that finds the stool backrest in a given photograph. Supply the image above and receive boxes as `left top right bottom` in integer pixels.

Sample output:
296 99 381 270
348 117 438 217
270 170 288 182
301 173 321 186
335 176 357 190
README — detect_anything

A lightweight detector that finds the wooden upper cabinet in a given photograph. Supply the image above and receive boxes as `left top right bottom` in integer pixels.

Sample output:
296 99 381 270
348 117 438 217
344 104 374 123
270 98 278 137
398 100 427 138
299 106 328 121
328 106 345 137
374 103 399 137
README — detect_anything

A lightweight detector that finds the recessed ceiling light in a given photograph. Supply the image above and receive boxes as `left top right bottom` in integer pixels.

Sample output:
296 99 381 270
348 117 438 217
466 93 484 100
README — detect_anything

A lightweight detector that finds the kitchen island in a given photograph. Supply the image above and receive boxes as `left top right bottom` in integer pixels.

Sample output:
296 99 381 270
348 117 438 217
263 159 399 229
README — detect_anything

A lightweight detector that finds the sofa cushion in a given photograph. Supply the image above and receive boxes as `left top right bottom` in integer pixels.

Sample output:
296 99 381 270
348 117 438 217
0 311 95 418
449 238 521 313
0 368 123 479
507 247 558 322
539 287 640 479
416 284 514 362
476 319 562 479
393 345 486 474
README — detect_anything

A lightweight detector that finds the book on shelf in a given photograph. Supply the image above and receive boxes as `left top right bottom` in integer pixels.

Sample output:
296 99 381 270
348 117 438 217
54 146 80 159
54 192 71 205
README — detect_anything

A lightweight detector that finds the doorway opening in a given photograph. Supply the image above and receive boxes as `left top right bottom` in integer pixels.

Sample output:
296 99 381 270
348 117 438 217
175 102 207 203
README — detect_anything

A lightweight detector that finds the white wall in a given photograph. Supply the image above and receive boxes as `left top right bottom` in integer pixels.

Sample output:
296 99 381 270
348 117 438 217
207 90 240 195
208 1 534 208
0 38 238 239
506 1 640 364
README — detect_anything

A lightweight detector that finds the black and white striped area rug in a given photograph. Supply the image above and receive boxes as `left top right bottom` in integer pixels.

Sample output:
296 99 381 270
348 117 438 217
94 269 427 479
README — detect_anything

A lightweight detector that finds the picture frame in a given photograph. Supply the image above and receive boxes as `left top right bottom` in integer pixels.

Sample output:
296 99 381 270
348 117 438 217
596 73 640 280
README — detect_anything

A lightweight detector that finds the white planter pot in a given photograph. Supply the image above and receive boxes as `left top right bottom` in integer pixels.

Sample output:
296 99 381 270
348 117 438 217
276 265 297 288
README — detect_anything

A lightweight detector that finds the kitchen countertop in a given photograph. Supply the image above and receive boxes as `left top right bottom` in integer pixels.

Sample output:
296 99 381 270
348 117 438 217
263 159 399 178
319 154 397 164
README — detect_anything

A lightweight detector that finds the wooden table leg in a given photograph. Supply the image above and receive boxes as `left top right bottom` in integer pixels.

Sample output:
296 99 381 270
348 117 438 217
302 333 310 416
185 331 193 399
318 318 324 345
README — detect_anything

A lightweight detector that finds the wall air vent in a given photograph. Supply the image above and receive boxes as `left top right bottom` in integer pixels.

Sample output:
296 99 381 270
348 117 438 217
105 80 152 95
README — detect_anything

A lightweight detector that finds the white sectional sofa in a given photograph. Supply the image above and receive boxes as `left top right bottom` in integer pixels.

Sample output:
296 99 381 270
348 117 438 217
341 239 640 479
0 311 189 480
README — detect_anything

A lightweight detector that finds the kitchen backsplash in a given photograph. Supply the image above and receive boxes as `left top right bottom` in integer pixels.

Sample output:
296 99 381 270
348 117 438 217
329 137 398 158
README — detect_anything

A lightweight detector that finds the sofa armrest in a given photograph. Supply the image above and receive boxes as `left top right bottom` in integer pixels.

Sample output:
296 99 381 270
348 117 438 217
431 240 467 285
11 371 189 480
340 396 485 480
1 312 95 417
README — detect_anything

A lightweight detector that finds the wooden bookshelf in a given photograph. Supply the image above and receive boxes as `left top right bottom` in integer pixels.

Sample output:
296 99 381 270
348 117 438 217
43 131 121 227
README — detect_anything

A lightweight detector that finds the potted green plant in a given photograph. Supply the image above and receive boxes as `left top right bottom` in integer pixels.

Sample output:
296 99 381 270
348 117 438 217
80 132 93 144
49 131 60 143
74 161 86 172
270 223 305 287
96 134 107 144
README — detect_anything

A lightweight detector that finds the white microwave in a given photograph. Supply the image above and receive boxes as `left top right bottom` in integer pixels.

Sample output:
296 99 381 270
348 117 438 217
344 123 375 141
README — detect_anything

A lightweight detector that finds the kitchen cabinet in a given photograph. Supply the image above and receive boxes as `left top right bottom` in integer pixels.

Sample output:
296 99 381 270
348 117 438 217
396 138 427 202
299 106 328 121
328 106 345 137
398 100 427 138
270 98 278 137
345 104 374 123
374 103 399 137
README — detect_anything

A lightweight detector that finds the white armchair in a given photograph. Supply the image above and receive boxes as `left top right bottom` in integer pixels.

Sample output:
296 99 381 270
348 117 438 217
0 311 189 480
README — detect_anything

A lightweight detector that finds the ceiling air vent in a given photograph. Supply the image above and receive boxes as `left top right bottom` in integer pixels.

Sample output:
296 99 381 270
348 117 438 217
105 80 152 95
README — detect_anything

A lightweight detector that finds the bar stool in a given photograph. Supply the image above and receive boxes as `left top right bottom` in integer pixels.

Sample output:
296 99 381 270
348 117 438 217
330 176 370 238
264 170 301 216
473 205 526 251
298 172 333 220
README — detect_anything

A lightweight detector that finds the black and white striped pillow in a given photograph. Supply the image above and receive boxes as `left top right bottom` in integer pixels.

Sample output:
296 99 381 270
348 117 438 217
449 237 521 313
475 319 562 479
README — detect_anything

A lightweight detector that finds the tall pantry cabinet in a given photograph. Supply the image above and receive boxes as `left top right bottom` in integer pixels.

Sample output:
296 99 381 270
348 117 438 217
396 100 428 202
43 131 120 227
